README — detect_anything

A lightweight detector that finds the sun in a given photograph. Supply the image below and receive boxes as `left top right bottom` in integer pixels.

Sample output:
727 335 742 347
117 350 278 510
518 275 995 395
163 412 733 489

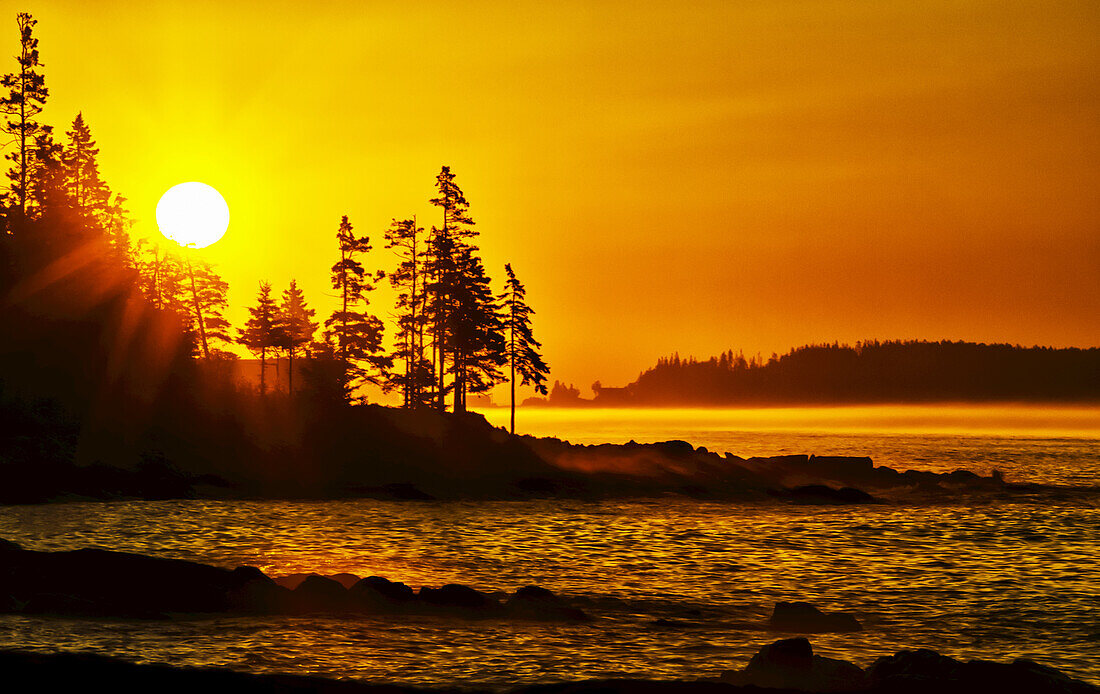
156 182 230 249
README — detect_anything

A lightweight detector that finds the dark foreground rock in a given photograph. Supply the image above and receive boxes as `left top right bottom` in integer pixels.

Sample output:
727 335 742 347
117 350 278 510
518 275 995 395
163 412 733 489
0 539 585 622
719 638 1098 694
722 637 866 691
2 644 1096 694
769 602 863 633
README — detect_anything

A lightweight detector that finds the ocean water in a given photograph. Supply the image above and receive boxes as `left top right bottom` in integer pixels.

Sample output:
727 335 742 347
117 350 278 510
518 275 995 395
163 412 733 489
1 405 1098 688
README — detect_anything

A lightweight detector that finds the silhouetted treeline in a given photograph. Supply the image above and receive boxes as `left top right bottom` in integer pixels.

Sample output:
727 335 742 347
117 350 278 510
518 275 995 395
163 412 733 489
586 341 1100 406
0 13 557 502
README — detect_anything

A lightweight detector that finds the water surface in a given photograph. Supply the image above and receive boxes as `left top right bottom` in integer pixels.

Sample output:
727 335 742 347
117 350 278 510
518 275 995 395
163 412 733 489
2 405 1098 687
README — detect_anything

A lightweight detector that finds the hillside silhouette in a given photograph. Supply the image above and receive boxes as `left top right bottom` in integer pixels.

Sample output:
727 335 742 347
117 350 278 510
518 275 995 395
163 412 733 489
552 342 1100 407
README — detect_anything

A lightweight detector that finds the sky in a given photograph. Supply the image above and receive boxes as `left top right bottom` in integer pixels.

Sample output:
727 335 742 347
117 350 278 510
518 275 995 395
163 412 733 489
6 0 1099 400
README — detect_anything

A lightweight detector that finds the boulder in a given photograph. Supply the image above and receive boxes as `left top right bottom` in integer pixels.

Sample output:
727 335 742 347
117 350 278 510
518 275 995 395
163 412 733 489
291 574 349 613
809 455 875 481
769 602 863 633
329 573 361 589
722 637 866 692
647 440 695 456
0 538 22 553
272 573 311 590
2 547 233 615
225 566 290 613
867 650 1099 693
349 576 416 612
505 585 588 621
419 584 502 616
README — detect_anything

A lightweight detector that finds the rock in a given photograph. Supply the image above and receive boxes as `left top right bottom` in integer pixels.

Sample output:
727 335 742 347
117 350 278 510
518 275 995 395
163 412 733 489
272 573 311 590
769 602 863 633
0 538 22 553
653 440 696 457
750 636 814 672
946 469 981 483
329 573 361 589
867 650 1099 693
809 455 874 480
723 637 867 692
291 574 348 613
349 576 416 612
505 585 588 621
2 546 234 615
419 584 502 615
225 566 290 613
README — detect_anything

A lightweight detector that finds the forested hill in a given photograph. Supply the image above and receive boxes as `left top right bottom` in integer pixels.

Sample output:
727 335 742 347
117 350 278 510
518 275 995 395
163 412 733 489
584 341 1100 406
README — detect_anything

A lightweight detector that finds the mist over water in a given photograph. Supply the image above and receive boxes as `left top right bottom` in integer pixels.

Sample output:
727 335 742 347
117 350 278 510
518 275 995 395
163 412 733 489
478 404 1100 486
2 404 1098 687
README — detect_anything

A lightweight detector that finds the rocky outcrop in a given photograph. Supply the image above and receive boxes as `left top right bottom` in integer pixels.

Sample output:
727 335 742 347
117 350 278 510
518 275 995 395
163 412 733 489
720 639 1099 694
0 540 586 623
721 637 866 692
506 585 590 622
867 648 1098 693
4 644 1096 694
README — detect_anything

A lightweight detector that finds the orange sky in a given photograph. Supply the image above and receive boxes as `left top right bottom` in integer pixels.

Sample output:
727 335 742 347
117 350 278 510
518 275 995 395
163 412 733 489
8 0 1099 400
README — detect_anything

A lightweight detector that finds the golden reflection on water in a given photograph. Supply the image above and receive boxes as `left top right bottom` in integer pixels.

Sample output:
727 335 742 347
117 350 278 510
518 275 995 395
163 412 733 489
476 404 1100 439
2 412 1098 687
2 494 1099 686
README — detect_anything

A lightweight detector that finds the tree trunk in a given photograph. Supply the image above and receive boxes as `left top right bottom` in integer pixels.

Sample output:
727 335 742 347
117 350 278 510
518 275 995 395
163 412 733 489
19 52 27 217
510 307 516 435
187 259 210 360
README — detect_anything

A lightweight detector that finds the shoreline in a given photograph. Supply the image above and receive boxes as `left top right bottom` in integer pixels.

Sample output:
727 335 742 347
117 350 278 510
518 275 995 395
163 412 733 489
3 641 1096 693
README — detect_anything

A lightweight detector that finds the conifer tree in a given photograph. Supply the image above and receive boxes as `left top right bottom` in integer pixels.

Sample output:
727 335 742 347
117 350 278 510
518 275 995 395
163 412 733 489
385 216 432 407
500 263 549 433
185 258 232 360
425 165 478 410
62 112 111 222
279 279 318 394
27 128 65 218
102 193 133 267
239 281 283 394
325 215 387 398
0 13 49 221
447 244 505 411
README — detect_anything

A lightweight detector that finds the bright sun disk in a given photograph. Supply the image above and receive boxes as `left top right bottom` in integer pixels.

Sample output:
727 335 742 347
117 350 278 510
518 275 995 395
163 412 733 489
156 182 230 249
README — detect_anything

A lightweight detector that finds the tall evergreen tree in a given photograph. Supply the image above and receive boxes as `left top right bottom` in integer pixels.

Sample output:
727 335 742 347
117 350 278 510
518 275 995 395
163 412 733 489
27 128 65 219
447 244 505 412
239 281 283 395
425 165 478 411
279 279 317 394
325 215 387 398
385 216 432 407
102 193 133 267
62 112 111 222
500 263 549 433
0 12 49 221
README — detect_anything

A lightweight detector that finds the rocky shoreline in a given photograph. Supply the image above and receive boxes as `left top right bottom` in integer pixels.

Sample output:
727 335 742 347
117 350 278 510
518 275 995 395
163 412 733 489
3 640 1096 694
3 540 1097 693
2 401 1031 505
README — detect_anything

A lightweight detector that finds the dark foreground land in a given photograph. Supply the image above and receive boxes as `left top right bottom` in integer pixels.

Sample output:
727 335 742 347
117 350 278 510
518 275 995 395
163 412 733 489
3 641 1096 694
2 400 1036 505
3 540 1098 694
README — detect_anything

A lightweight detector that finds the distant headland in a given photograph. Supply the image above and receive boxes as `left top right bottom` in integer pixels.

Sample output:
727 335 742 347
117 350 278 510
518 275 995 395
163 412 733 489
528 341 1100 407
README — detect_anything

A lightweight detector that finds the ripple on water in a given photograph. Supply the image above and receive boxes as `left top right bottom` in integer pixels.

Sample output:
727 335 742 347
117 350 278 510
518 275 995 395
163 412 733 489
2 493 1100 687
